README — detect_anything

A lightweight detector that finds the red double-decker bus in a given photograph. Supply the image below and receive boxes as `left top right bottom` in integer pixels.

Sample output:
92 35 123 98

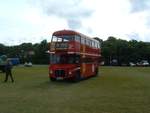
49 30 101 81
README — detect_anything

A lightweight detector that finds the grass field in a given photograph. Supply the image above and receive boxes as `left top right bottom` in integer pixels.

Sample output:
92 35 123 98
0 66 150 113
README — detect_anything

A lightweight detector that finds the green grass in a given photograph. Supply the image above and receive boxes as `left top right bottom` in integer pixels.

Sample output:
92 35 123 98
0 66 150 113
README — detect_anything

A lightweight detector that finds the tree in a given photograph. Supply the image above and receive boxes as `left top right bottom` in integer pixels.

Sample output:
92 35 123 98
1 37 150 65
32 40 49 64
0 44 5 55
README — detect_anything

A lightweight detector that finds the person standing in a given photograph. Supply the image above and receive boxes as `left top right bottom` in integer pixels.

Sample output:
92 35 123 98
4 59 14 83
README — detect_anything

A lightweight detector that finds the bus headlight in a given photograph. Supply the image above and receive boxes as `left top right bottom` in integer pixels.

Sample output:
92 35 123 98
69 71 72 75
49 70 53 74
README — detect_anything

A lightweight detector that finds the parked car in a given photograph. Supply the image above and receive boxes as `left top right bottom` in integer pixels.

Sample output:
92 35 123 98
141 60 149 66
24 62 32 67
136 60 149 66
111 59 118 66
129 62 136 66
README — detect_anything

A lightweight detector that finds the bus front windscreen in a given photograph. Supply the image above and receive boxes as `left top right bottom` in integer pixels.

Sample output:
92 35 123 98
50 54 80 64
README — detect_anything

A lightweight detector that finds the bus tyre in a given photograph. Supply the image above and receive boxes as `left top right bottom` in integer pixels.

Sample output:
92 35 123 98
73 71 81 82
94 68 99 76
50 77 56 81
2 69 5 73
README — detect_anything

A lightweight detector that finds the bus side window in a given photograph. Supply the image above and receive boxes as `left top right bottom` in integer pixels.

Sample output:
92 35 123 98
95 43 97 48
75 36 80 42
92 41 94 48
94 41 96 48
75 55 80 63
85 39 88 46
96 43 98 48
90 40 92 47
81 38 85 44
88 40 91 47
86 39 90 46
98 42 100 48
96 42 99 48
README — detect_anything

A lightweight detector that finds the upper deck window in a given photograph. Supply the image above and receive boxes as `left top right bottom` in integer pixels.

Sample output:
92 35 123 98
75 35 80 42
81 38 84 44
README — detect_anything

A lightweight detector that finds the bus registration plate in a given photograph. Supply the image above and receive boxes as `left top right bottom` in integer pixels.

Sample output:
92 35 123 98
56 77 63 80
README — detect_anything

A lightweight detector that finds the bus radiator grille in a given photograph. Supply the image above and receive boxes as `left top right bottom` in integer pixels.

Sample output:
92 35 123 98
55 70 65 77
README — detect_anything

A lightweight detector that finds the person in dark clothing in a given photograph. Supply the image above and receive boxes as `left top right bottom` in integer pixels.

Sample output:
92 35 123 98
4 59 14 82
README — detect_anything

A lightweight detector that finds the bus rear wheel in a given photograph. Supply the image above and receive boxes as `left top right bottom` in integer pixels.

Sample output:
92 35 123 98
94 68 99 76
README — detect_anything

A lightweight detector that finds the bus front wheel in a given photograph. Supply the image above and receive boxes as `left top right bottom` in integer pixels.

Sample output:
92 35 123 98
73 71 81 82
50 77 56 81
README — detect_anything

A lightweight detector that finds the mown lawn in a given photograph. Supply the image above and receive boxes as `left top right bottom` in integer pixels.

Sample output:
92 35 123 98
0 66 150 113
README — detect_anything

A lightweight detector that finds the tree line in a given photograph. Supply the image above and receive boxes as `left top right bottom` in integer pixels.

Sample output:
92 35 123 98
0 40 49 64
0 37 150 65
100 37 150 66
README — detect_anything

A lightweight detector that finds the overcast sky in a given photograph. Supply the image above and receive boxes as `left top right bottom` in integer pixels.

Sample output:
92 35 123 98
0 0 150 45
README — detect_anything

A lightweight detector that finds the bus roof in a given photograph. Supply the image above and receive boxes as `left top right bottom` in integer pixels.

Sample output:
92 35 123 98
53 30 78 36
52 30 100 43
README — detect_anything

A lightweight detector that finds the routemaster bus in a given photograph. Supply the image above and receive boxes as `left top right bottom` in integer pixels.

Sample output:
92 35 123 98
49 30 101 81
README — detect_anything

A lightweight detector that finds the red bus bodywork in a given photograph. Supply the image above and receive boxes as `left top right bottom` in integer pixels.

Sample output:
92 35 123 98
49 30 101 81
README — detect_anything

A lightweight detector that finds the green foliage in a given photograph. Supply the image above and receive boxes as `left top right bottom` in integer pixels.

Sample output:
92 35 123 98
1 37 150 65
101 37 150 65
0 40 49 64
32 40 49 64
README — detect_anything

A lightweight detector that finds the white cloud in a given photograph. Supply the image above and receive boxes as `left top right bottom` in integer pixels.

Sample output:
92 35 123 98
80 0 131 39
0 1 68 45
33 0 93 29
80 0 150 41
0 0 150 45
